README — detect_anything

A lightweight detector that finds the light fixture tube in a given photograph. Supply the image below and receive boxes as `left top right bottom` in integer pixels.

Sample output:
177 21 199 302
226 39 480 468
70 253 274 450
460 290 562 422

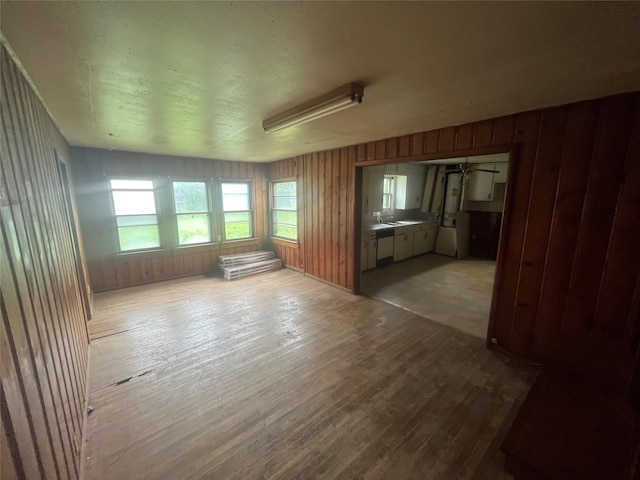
263 83 364 133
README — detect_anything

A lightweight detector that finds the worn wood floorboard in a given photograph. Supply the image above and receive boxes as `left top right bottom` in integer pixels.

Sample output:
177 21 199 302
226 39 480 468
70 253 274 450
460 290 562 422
81 269 533 480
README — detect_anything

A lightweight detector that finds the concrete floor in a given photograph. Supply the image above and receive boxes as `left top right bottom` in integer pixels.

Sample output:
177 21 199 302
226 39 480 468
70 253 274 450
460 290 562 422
361 253 496 338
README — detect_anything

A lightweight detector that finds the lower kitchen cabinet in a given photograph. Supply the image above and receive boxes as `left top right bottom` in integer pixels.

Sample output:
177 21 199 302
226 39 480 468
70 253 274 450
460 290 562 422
393 227 414 261
412 224 438 256
361 232 377 271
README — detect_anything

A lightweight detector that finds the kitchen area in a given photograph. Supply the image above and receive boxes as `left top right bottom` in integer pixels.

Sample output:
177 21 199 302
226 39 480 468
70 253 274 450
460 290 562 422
360 153 509 339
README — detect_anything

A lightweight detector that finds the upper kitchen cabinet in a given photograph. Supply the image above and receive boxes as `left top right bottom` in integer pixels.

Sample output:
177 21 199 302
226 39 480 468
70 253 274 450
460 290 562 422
395 164 426 210
362 165 384 214
466 162 508 202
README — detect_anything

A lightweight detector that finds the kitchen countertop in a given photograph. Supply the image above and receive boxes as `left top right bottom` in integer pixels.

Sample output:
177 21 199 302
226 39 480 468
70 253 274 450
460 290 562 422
362 220 438 231
363 223 396 232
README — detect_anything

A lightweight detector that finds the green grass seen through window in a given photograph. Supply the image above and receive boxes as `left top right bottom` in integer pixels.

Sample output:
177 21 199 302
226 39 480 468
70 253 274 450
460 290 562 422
118 225 160 251
177 214 210 245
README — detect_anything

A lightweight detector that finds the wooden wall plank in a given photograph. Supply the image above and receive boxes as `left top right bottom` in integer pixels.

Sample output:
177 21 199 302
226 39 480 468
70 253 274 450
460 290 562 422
491 111 542 350
425 130 440 153
311 153 319 277
455 125 474 150
509 107 569 356
345 147 355 290
473 120 494 148
385 138 398 159
593 101 640 344
331 151 340 286
492 115 517 145
562 96 636 336
2 43 88 480
365 142 376 161
438 127 455 152
375 140 386 160
410 133 424 156
398 135 411 157
317 152 326 280
531 101 600 360
339 148 348 287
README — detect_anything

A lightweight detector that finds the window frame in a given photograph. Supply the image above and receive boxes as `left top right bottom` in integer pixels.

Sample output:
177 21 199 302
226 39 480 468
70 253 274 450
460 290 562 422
171 180 213 246
109 178 161 253
219 179 255 242
270 178 298 242
382 174 395 214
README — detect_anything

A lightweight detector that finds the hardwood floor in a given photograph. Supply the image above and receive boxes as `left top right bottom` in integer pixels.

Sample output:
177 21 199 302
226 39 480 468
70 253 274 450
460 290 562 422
81 269 534 480
361 254 496 339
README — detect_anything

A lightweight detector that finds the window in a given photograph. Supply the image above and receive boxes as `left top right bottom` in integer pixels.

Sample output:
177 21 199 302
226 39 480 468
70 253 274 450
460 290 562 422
221 182 253 240
173 181 210 245
271 180 297 241
382 175 395 211
110 179 160 251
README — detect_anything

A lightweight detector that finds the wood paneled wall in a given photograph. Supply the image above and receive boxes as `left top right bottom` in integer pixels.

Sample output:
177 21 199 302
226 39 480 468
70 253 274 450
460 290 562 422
1 44 89 479
70 148 269 291
268 148 356 289
274 92 640 363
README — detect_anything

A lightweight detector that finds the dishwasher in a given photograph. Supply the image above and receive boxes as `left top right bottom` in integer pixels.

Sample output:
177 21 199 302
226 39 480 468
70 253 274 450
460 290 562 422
376 228 395 267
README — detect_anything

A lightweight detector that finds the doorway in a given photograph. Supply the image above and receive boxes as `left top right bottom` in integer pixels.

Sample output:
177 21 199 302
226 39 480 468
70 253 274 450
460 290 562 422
56 152 92 321
359 152 510 339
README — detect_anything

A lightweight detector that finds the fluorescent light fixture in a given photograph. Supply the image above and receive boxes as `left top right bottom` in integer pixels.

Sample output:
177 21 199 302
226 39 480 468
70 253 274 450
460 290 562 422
263 83 364 133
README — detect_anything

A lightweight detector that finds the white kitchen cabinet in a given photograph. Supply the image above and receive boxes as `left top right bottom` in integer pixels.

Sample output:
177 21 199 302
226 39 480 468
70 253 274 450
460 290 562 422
411 223 439 256
362 165 384 213
361 232 377 271
412 224 430 256
466 168 494 201
465 163 508 202
426 224 438 252
393 226 415 261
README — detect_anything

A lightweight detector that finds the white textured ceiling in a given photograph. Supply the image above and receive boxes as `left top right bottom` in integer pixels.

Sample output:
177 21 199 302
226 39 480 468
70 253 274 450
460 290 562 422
2 2 640 163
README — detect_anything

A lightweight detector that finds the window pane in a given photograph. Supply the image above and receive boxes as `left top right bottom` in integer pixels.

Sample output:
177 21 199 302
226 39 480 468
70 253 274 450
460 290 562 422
274 181 296 196
222 194 249 211
383 177 392 194
222 183 250 211
111 179 153 190
274 197 296 210
224 211 251 240
274 225 297 240
273 210 297 226
116 215 157 227
173 182 207 213
118 225 159 251
177 214 210 245
112 191 156 215
222 183 248 195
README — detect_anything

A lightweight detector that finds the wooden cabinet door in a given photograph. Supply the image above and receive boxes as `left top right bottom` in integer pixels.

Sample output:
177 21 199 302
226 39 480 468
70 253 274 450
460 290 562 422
469 212 502 259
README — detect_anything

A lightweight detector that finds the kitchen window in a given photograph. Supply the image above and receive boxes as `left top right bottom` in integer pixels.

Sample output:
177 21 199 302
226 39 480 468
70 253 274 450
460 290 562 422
382 175 395 212
173 181 211 245
271 180 297 241
221 182 253 240
110 179 160 252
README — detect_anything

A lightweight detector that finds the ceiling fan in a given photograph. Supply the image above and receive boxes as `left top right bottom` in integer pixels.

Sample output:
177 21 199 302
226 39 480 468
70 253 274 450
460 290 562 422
448 162 499 176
